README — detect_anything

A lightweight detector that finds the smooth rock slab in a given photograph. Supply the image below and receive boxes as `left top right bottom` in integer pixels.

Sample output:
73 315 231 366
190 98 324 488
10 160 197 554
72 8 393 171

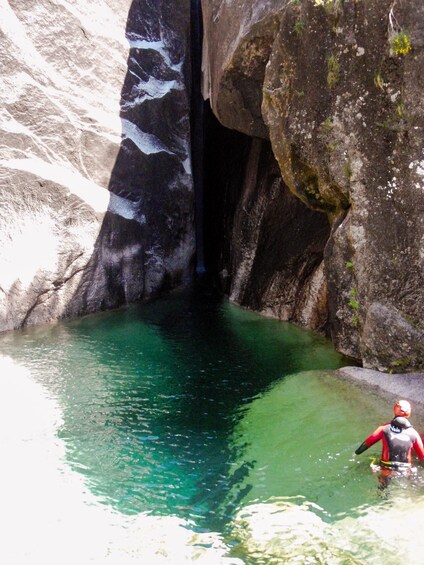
0 0 194 331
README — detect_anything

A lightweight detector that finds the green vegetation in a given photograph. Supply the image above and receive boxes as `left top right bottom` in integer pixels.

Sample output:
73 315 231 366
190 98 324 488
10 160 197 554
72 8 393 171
376 99 408 132
314 0 343 9
345 261 354 269
326 141 339 152
348 288 359 311
392 30 411 56
314 0 344 28
389 357 411 373
374 72 384 90
293 20 306 35
327 54 340 88
396 101 405 118
321 116 334 135
347 287 360 329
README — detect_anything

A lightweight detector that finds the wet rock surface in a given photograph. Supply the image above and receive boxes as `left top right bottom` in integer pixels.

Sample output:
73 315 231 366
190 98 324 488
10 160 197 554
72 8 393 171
336 366 424 417
202 0 424 371
227 139 331 332
0 0 194 331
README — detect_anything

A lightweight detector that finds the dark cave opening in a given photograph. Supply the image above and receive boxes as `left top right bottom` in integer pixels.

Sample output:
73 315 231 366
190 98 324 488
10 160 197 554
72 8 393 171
202 104 252 284
189 2 332 336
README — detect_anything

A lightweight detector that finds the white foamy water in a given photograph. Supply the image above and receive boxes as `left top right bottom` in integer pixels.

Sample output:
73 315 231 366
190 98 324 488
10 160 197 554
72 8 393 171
0 355 241 564
230 491 424 564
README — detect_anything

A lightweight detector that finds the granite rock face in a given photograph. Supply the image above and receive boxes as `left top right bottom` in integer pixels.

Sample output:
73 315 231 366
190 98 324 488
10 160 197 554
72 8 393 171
202 0 424 371
0 0 194 331
202 0 282 139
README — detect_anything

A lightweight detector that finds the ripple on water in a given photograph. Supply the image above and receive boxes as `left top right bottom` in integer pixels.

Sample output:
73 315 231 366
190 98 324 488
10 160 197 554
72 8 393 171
1 290 424 563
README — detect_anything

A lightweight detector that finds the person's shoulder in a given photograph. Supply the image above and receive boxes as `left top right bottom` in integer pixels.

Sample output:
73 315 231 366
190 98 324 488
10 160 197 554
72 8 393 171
369 423 389 435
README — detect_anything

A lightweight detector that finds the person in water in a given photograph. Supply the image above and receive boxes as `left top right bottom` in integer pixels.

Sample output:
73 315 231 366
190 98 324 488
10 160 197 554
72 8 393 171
354 400 424 487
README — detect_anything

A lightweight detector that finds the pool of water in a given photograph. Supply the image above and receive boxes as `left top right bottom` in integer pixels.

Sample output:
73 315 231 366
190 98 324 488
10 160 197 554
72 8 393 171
2 284 424 563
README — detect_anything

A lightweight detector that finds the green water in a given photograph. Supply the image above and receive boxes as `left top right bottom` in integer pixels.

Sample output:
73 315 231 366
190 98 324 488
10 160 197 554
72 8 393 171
2 285 424 562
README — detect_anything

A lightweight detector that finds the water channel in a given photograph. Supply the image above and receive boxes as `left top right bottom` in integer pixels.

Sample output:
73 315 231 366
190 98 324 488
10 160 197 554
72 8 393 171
1 284 424 563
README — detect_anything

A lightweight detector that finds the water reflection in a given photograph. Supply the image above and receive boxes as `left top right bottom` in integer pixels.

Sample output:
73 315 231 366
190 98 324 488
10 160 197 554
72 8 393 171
0 287 349 526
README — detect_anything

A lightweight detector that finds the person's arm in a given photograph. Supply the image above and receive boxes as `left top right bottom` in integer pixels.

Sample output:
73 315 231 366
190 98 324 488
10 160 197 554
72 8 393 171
355 426 385 455
412 432 424 460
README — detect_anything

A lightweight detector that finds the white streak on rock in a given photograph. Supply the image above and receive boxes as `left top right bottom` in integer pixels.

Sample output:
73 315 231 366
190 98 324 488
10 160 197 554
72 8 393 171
122 73 183 108
0 1 68 87
0 4 124 131
127 33 183 72
182 156 192 175
109 193 144 223
121 119 173 155
1 157 138 221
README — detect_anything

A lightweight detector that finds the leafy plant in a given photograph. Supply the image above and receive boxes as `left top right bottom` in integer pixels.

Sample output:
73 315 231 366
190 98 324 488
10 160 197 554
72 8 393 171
392 30 411 55
293 20 306 35
348 288 359 311
374 72 384 90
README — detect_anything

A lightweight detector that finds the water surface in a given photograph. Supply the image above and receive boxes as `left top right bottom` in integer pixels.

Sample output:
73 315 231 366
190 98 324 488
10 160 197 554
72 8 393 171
2 286 424 562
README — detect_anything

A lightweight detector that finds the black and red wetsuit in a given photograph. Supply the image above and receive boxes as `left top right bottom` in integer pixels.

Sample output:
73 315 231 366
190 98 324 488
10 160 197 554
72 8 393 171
355 416 424 468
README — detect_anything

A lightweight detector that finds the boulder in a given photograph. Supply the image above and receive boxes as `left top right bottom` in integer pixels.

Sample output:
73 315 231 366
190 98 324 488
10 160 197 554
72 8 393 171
202 0 283 138
361 303 424 373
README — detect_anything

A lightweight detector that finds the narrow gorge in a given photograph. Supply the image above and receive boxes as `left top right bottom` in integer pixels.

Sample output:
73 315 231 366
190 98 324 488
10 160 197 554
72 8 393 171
2 2 424 563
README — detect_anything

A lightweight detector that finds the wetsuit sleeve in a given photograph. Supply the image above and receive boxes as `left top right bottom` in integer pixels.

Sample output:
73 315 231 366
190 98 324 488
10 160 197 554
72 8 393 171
355 441 369 455
355 426 385 455
413 432 424 460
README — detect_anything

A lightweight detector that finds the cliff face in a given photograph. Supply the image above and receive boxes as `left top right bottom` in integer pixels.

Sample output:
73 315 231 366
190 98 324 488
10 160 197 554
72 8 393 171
0 0 194 331
202 0 424 372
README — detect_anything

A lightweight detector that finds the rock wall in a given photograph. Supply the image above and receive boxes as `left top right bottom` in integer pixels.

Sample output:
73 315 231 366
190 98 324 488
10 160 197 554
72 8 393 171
202 0 424 372
0 0 194 331
228 138 330 332
203 114 330 332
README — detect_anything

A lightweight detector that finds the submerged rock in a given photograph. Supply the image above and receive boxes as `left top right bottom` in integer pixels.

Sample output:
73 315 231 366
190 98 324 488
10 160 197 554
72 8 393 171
202 0 424 371
0 0 194 331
